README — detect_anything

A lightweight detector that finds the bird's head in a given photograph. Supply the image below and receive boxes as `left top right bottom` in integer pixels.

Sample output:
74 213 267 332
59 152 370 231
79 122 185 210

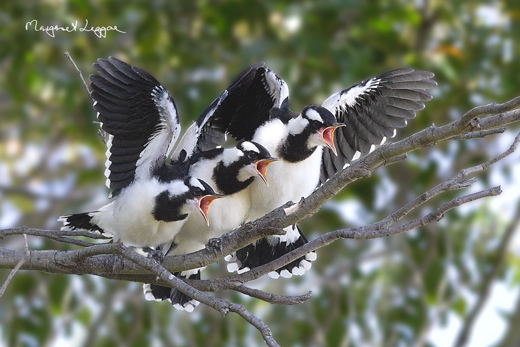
235 141 278 186
300 106 345 155
184 177 222 226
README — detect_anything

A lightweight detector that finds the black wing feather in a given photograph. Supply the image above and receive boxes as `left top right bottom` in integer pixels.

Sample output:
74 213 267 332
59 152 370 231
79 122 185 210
174 62 288 159
320 68 436 184
90 56 180 196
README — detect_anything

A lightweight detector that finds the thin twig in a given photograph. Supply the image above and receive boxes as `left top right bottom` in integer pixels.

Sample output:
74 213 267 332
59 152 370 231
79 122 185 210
1 226 109 248
381 154 408 167
64 51 93 101
187 186 501 292
112 243 280 347
450 127 506 140
453 202 520 347
0 234 30 298
1 226 110 240
0 99 519 312
231 286 311 305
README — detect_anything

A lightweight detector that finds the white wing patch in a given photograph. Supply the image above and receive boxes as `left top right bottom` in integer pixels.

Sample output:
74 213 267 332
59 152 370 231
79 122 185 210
322 78 382 113
104 134 114 187
133 86 180 182
152 85 181 157
340 78 381 107
264 68 289 107
169 90 228 161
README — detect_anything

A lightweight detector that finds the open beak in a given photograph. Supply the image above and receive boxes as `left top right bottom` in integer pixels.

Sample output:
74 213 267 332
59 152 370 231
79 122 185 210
197 194 223 226
254 158 278 186
319 123 345 156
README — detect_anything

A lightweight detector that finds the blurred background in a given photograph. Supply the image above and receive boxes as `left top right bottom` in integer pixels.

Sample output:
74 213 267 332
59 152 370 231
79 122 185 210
1 1 520 346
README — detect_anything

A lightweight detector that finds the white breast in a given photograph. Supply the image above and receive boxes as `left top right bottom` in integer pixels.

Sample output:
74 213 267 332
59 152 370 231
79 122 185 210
92 178 187 248
171 189 252 255
248 142 322 221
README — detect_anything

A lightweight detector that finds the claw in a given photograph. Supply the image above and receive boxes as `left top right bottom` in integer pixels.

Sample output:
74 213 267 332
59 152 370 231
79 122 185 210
207 238 223 255
145 248 165 263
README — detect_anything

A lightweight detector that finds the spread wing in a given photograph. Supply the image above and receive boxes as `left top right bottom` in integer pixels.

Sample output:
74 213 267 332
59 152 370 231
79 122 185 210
320 68 437 184
172 62 289 160
90 56 181 196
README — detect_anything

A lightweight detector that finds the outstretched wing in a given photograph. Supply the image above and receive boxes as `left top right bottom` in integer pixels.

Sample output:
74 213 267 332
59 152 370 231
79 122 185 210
320 68 437 184
90 57 181 197
172 62 289 160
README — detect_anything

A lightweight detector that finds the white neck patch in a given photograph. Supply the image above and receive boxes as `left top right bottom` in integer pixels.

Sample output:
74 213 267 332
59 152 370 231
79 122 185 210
288 117 309 136
222 147 243 166
166 179 189 196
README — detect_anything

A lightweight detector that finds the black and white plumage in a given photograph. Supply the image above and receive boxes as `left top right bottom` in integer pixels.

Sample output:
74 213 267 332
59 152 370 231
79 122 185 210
59 176 220 248
143 141 276 311
319 68 437 184
90 57 181 197
188 62 436 277
59 57 221 250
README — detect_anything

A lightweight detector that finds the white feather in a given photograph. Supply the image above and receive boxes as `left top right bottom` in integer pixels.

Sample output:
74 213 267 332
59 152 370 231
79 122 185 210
90 178 189 248
240 141 260 153
268 271 280 279
265 68 289 107
305 108 322 122
280 269 292 278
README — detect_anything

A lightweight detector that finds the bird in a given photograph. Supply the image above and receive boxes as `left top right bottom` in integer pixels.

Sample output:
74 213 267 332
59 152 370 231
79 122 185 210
181 62 437 278
59 56 222 252
143 140 277 311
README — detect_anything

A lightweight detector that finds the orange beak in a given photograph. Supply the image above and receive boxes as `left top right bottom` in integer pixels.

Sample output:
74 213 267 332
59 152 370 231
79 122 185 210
319 124 344 156
197 195 223 226
254 158 277 186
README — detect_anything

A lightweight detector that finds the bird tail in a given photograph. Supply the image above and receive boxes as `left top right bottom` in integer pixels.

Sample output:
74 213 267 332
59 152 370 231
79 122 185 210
58 212 104 234
225 224 316 279
143 268 203 312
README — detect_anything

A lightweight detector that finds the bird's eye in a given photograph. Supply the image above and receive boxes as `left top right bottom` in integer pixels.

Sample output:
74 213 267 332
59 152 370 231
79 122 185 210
312 120 322 128
193 187 203 196
247 152 257 160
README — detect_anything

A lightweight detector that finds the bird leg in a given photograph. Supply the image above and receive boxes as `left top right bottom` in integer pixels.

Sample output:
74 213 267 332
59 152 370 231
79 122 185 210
143 247 166 264
206 238 223 256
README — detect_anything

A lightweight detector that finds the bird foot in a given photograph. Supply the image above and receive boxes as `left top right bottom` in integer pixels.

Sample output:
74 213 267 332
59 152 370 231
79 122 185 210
206 238 223 255
145 248 165 263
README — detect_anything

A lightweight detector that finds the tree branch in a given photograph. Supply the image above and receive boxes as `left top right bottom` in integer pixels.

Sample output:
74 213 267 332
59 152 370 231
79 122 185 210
111 242 280 347
453 202 520 347
1 95 520 344
0 234 29 298
64 51 93 101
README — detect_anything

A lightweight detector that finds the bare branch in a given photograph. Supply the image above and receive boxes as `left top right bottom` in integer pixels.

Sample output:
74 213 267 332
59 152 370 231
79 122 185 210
227 285 311 305
111 243 280 347
381 154 408 167
0 96 519 345
450 127 506 140
64 51 93 101
460 96 520 121
453 202 520 347
186 186 501 292
1 226 109 248
0 234 29 298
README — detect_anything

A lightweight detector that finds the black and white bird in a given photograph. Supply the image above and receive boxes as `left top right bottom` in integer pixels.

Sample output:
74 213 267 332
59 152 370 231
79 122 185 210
59 57 222 251
181 62 436 277
143 140 276 311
